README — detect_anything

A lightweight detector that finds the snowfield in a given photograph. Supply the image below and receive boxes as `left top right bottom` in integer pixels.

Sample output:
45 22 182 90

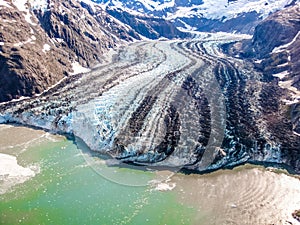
96 0 295 20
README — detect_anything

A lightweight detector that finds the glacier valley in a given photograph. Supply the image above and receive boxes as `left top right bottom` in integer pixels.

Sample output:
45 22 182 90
0 33 299 173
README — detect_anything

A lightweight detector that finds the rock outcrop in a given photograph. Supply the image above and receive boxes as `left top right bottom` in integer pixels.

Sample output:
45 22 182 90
246 3 300 58
293 209 300 222
0 2 71 102
0 0 140 102
106 7 189 39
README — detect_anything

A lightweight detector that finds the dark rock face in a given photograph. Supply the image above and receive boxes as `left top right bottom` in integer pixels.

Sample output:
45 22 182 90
251 8 300 58
238 3 300 60
293 209 300 222
36 1 141 67
0 3 71 102
0 0 140 103
106 8 189 39
174 11 260 34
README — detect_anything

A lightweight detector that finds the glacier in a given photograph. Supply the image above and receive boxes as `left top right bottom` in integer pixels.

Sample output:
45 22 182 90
0 34 297 172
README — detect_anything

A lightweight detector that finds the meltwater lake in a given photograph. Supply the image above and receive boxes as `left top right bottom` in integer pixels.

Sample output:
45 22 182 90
1 125 300 225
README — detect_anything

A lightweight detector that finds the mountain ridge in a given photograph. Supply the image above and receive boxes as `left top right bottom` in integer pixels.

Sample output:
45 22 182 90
94 0 299 34
0 0 140 102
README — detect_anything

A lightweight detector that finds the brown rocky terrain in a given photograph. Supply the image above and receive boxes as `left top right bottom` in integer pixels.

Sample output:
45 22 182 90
0 0 140 102
225 3 300 172
249 3 300 139
106 7 189 39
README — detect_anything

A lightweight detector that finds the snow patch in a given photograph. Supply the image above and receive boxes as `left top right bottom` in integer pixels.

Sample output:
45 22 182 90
134 0 175 11
283 98 300 105
12 0 37 26
0 42 4 46
42 43 51 53
12 0 37 25
0 0 12 8
279 79 300 105
28 0 48 12
13 35 36 47
273 70 289 80
52 38 64 43
2 19 17 23
272 31 300 53
12 0 27 11
177 19 197 31
71 61 91 75
277 62 289 68
165 0 294 21
111 0 124 8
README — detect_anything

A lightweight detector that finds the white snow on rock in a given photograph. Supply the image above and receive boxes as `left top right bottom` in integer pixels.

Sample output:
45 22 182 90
24 13 37 25
51 38 64 44
134 0 175 11
1 19 17 23
12 0 27 11
71 61 91 75
272 31 300 53
0 0 12 8
101 0 294 21
12 0 48 11
111 0 123 8
13 35 36 47
279 79 300 106
0 42 4 46
273 70 289 80
0 153 38 194
42 43 51 53
12 0 37 25
28 0 48 11
167 0 294 20
79 0 96 12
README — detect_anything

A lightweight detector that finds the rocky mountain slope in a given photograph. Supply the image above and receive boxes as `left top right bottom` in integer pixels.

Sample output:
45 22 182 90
239 3 300 134
106 7 189 39
95 0 298 34
0 0 140 102
224 2 300 171
254 3 300 164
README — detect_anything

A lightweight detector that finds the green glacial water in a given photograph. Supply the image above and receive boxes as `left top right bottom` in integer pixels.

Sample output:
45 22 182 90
1 125 300 225
0 125 194 225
